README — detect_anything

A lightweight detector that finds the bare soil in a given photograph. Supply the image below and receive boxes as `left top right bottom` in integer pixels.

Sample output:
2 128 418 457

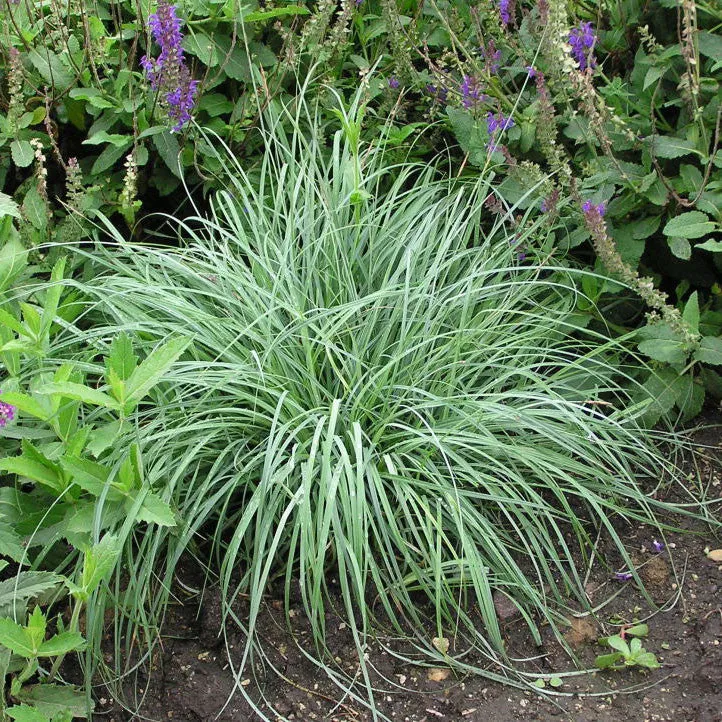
100 414 722 722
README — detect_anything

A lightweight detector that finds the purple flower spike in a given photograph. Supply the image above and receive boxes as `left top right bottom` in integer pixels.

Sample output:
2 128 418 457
143 1 198 132
498 0 514 25
460 75 484 109
582 200 606 217
0 392 16 428
569 21 597 71
526 65 536 78
614 572 633 582
388 76 399 89
653 540 665 553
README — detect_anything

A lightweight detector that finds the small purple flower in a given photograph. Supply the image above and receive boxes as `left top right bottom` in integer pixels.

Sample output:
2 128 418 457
614 571 633 582
582 200 606 217
388 76 399 90
481 39 502 74
540 189 559 214
426 84 448 104
0 393 15 428
526 65 536 78
487 112 514 134
498 0 514 25
569 21 597 72
652 540 665 553
460 75 484 109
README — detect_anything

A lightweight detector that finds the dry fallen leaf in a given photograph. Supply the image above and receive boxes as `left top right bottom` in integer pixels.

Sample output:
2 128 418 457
706 549 722 562
432 636 449 654
427 667 450 682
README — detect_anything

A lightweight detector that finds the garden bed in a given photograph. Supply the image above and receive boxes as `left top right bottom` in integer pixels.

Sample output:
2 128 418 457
100 416 722 722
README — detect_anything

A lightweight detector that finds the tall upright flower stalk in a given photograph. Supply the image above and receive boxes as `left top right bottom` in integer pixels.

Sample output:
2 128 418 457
141 1 199 132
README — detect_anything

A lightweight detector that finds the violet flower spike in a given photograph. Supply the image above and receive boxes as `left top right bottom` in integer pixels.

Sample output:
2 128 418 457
388 76 399 90
498 0 513 25
143 1 198 132
652 540 665 553
569 21 597 72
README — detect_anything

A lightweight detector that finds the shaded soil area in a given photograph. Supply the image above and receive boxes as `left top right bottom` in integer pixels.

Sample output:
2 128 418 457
100 417 722 722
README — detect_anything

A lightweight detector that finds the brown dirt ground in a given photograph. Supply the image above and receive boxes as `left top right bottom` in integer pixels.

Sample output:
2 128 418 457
99 413 722 722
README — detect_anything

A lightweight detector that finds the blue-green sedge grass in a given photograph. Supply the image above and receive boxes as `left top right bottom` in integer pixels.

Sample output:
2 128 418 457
47 96 717 720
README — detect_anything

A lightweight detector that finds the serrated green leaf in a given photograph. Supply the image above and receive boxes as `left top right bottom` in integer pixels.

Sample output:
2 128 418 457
0 617 35 657
106 333 137 381
153 131 183 178
133 490 176 527
0 240 27 290
0 393 50 421
649 136 700 159
78 534 121 597
82 131 132 147
86 421 123 458
0 572 62 620
60 456 113 497
0 457 64 493
26 50 74 91
663 211 715 240
694 336 722 365
37 631 86 657
15 684 90 718
637 339 687 365
125 336 190 404
6 703 53 722
38 382 120 410
0 192 22 221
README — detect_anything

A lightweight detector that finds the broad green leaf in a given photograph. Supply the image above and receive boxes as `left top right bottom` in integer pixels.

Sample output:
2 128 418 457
183 33 219 66
153 131 183 178
22 187 47 232
595 652 622 669
82 132 132 147
643 65 665 90
0 392 50 421
694 336 722 365
0 617 35 657
698 31 722 67
6 704 53 722
10 141 34 168
0 524 25 563
86 420 123 458
15 684 90 718
134 491 176 527
634 652 661 669
663 211 715 240
60 456 114 497
625 624 649 637
648 136 700 159
696 239 722 252
78 535 121 597
637 338 687 365
37 631 86 657
0 240 27 291
667 236 691 260
0 457 63 493
125 336 191 404
40 257 67 338
90 141 133 176
106 333 137 381
25 606 46 653
27 50 74 91
629 637 642 654
606 636 630 655
38 382 120 410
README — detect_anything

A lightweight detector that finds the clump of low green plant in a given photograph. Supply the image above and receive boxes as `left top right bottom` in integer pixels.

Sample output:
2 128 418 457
56 92 716 720
595 624 661 671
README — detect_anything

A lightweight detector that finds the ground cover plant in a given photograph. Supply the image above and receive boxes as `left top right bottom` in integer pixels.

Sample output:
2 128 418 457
0 91 715 719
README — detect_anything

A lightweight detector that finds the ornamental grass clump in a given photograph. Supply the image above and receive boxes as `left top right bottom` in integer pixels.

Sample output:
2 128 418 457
70 97 710 718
